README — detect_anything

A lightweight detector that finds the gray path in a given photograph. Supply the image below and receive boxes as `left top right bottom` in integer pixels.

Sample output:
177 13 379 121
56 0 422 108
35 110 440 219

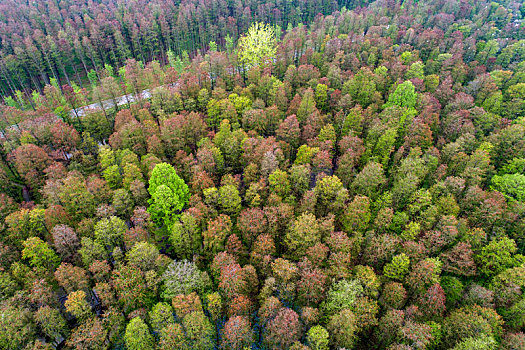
70 89 153 117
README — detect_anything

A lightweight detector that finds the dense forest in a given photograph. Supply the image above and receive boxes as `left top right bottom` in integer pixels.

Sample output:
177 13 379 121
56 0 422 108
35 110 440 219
0 0 355 100
1 0 525 349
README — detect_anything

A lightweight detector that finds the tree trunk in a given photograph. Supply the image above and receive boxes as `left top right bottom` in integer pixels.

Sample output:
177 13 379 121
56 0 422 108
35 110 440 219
14 70 35 110
0 63 18 96
27 68 43 94
60 63 72 87
72 64 83 88
45 53 60 86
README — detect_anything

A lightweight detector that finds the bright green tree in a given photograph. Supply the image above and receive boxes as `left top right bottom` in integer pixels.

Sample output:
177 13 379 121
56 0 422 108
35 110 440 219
307 325 330 350
228 93 252 115
475 237 520 277
148 163 190 229
451 336 497 350
385 81 418 109
383 254 410 281
295 145 318 165
125 317 155 350
322 279 364 316
103 164 122 189
238 22 277 68
22 237 60 270
315 175 349 216
491 173 525 202
406 61 425 80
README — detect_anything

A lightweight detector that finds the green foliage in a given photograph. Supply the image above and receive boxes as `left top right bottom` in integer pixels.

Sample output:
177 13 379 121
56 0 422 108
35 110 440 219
441 276 464 307
65 290 92 321
148 302 174 334
269 169 291 198
229 93 252 115
35 305 69 340
307 325 329 350
286 212 321 259
315 84 328 112
342 68 379 108
22 237 60 270
365 124 398 167
383 254 410 281
400 221 420 241
125 317 155 350
355 265 380 299
289 164 311 196
296 89 317 124
475 237 519 277
491 173 525 202
87 69 98 86
406 61 425 80
401 51 414 65
79 237 107 267
218 184 242 216
2 3 525 349
385 81 418 109
161 260 211 300
170 212 202 258
182 311 215 350
57 174 96 222
327 309 358 349
451 336 497 350
94 216 127 251
500 158 525 176
502 297 525 328
322 279 364 316
148 163 190 229
315 175 348 216
342 195 371 233
442 306 503 348
0 304 35 349
122 163 144 190
127 242 160 271
295 145 318 165
213 120 246 172
4 208 46 247
238 22 277 68
112 188 135 217
340 107 364 136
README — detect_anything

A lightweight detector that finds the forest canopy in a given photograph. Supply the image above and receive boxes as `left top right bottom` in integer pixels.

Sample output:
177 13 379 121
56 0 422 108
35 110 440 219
1 0 525 349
